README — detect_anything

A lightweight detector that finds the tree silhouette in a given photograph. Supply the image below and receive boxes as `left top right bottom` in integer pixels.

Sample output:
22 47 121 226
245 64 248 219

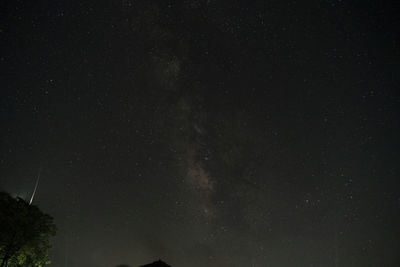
0 192 56 267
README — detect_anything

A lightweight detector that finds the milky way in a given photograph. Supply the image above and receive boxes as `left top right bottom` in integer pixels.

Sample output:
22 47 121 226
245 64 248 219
1 1 399 267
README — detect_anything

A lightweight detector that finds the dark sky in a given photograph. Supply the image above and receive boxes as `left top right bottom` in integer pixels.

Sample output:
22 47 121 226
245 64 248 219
1 1 399 266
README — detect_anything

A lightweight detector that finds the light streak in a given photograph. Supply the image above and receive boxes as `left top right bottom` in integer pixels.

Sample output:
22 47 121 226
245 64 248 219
29 168 41 205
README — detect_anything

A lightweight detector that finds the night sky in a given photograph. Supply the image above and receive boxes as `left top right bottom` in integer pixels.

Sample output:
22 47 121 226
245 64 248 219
1 1 399 267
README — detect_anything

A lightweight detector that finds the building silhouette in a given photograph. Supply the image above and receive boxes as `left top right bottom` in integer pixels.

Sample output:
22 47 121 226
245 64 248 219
139 260 171 267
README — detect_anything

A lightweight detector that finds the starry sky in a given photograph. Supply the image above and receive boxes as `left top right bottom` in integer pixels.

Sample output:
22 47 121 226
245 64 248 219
1 1 399 267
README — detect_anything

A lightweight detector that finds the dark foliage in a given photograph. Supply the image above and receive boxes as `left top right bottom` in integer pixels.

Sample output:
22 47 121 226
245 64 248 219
0 192 56 267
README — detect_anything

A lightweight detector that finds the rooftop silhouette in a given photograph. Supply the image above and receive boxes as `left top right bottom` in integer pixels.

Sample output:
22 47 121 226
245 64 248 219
139 260 171 267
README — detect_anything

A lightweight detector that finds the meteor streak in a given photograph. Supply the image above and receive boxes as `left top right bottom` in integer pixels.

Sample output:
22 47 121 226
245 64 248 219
29 168 41 205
